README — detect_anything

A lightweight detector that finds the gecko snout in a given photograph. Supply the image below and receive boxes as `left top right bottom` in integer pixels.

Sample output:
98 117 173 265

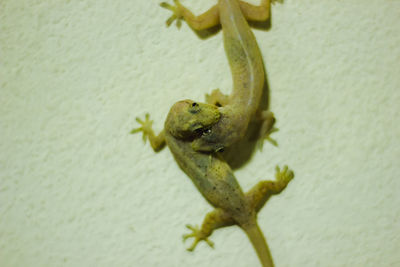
166 100 221 139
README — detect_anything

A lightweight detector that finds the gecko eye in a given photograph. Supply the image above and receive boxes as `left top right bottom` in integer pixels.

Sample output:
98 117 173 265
216 147 224 153
202 128 211 136
189 102 200 114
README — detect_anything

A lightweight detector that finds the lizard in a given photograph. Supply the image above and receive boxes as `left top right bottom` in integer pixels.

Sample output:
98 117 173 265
131 1 293 266
159 0 280 153
132 101 293 267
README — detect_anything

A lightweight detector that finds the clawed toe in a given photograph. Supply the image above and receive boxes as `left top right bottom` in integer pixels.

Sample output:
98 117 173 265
130 113 153 142
275 165 294 183
160 0 184 27
183 224 214 251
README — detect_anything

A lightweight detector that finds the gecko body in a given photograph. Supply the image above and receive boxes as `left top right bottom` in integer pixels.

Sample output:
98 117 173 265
132 1 293 267
161 0 276 153
133 99 293 267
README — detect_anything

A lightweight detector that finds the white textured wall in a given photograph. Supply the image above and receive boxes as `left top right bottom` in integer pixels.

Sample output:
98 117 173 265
1 0 399 266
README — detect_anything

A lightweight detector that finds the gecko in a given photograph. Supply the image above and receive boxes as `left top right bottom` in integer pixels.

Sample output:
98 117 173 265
159 0 280 153
131 1 293 266
132 102 293 267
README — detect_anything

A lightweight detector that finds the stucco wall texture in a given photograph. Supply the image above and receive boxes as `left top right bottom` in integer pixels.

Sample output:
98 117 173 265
1 0 399 266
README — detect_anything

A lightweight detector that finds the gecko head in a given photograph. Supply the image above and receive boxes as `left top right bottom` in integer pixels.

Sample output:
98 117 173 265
165 100 220 139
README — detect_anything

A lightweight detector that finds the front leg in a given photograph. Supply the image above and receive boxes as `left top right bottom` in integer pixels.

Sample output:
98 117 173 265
246 165 294 212
160 0 220 30
205 88 230 107
131 113 166 152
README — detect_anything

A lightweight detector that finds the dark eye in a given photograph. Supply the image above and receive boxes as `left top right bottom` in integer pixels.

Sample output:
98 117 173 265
189 102 200 114
203 128 211 135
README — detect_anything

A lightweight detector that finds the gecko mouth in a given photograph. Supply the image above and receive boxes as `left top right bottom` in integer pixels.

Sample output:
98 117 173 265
191 131 224 153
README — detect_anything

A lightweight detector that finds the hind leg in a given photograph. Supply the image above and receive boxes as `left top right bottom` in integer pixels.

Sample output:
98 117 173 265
239 0 282 22
255 110 278 149
183 208 234 251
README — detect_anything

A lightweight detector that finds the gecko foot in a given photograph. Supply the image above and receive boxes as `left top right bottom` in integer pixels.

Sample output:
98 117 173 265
256 110 278 150
275 165 294 184
183 224 214 251
130 113 153 143
160 0 184 28
258 127 279 150
205 88 229 107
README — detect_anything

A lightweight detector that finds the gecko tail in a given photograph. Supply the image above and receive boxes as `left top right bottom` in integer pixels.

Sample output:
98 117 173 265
241 222 274 267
